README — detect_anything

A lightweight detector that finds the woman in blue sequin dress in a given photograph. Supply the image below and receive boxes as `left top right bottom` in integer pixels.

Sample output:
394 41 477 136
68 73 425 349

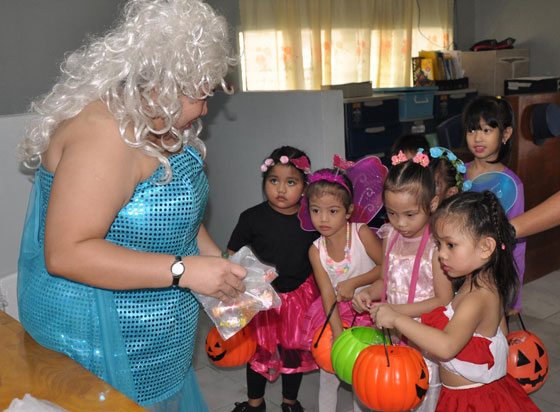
16 1 246 410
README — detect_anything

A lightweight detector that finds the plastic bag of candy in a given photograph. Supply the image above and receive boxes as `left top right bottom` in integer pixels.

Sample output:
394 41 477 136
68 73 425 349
195 246 281 339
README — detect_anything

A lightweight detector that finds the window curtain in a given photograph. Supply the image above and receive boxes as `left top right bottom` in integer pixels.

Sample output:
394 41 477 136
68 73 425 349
239 0 454 90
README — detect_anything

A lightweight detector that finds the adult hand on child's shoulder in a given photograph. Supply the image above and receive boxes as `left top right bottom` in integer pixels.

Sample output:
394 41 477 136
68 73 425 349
182 256 246 302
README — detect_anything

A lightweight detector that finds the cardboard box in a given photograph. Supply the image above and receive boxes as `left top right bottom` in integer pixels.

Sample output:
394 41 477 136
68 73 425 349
505 76 560 95
322 81 372 98
459 49 529 96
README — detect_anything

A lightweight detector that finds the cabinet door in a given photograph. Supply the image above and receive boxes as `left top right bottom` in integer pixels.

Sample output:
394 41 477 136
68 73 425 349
345 124 400 161
344 99 399 129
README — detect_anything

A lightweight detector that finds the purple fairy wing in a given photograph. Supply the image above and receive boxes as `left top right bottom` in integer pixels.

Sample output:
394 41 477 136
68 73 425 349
297 195 316 231
346 155 388 224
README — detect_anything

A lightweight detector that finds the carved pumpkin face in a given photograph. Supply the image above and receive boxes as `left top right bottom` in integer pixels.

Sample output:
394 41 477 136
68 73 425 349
507 330 548 394
205 325 256 368
352 345 429 412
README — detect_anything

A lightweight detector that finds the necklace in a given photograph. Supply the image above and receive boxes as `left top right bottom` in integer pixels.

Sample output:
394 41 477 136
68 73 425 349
323 222 351 276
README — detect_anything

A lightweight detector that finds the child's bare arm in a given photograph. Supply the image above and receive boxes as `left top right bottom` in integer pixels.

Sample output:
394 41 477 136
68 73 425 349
310 246 344 339
383 250 453 318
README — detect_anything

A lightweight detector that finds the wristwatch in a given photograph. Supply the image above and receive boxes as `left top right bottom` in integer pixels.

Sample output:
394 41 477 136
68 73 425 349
171 256 185 287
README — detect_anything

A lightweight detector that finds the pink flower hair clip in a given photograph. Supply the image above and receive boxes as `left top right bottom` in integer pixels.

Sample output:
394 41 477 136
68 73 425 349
412 148 430 167
391 150 408 166
260 158 275 172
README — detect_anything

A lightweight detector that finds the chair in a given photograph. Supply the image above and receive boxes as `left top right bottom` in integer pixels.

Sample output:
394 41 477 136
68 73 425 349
436 114 463 149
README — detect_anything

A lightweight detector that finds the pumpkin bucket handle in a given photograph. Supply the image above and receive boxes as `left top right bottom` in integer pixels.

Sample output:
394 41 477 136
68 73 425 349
350 310 358 327
314 301 337 348
382 327 391 367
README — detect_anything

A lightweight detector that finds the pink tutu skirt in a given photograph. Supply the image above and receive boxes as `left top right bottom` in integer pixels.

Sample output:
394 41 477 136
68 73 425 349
298 297 374 350
249 275 320 381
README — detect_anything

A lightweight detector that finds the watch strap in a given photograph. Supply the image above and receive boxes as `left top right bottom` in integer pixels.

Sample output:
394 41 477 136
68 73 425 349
171 255 184 287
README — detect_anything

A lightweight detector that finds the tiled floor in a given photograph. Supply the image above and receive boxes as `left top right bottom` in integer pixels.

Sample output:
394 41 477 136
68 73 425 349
195 270 560 411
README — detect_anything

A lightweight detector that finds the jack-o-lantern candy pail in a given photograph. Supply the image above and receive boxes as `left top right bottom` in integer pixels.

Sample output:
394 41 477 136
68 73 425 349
331 326 388 384
205 325 256 368
507 330 548 394
352 344 429 412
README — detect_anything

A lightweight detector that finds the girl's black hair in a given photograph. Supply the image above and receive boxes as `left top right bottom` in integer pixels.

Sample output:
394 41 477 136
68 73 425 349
430 157 456 195
431 191 519 312
260 146 311 191
305 168 353 211
383 159 435 214
390 133 430 157
462 96 515 164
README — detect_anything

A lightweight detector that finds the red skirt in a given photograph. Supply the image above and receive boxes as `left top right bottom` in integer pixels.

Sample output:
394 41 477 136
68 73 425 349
249 275 320 381
436 375 540 412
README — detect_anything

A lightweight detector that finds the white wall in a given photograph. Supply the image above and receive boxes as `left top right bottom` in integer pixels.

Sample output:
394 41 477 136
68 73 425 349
456 0 560 76
203 91 345 248
0 0 124 115
0 115 35 278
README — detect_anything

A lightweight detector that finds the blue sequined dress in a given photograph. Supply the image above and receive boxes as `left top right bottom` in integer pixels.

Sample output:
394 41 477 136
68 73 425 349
18 147 209 410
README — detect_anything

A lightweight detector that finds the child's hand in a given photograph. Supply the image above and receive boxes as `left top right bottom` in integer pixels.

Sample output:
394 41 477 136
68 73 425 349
352 288 373 313
335 279 355 302
370 303 399 329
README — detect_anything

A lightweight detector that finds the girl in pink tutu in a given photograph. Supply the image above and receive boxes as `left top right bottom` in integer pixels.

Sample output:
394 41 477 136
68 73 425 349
298 155 386 412
228 146 319 412
371 191 539 412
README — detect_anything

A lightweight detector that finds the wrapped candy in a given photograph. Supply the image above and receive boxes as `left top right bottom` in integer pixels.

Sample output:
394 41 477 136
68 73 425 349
195 246 281 339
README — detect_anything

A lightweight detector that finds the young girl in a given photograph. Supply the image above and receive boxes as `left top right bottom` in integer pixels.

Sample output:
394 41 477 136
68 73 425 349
429 146 471 201
227 146 318 412
298 158 385 412
353 150 454 412
463 96 525 314
371 191 539 411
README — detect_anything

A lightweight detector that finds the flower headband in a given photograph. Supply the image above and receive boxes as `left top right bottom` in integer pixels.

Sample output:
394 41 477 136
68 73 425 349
260 155 311 174
391 148 430 167
429 147 472 191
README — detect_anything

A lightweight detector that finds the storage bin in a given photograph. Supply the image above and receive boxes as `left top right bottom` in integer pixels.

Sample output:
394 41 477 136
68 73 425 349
433 88 477 123
373 86 437 121
345 124 400 161
344 97 399 129
505 77 560 95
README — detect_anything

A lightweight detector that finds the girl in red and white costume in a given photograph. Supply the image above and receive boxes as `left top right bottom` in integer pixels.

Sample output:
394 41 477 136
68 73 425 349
372 190 539 411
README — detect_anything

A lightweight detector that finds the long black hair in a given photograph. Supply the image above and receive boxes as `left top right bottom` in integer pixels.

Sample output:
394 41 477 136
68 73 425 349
431 191 519 312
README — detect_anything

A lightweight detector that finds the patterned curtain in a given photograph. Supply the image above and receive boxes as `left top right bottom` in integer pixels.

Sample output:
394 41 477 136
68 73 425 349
239 0 453 90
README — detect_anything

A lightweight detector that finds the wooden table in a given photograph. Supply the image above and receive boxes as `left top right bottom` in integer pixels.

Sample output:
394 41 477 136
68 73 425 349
0 311 145 411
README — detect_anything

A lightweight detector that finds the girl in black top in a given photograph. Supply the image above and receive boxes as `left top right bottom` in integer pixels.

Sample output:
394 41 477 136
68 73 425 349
228 146 319 412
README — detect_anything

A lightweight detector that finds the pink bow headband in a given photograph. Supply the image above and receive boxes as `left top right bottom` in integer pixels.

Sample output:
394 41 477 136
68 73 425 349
306 154 355 193
308 170 352 194
260 155 311 174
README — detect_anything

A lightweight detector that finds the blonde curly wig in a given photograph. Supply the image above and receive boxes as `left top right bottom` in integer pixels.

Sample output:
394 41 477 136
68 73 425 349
18 0 236 182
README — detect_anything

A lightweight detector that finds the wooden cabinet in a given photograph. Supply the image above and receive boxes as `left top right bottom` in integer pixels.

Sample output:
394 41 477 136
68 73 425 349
506 92 560 282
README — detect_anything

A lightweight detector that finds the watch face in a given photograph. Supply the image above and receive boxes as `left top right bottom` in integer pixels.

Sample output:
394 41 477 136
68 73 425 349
171 260 184 276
